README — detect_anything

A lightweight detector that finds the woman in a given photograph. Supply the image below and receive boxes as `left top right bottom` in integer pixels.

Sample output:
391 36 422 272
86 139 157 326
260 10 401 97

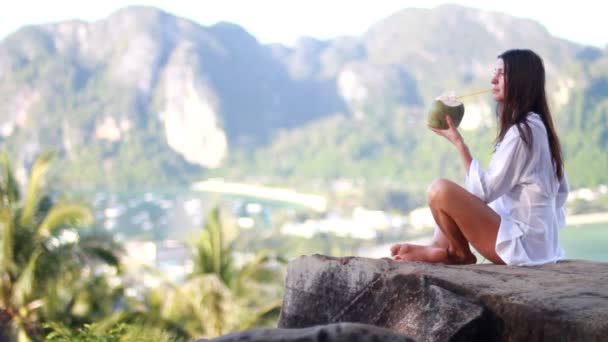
390 49 569 266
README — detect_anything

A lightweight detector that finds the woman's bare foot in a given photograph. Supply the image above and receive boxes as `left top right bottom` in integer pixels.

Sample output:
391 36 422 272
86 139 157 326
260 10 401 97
390 243 426 257
394 244 450 263
390 243 477 264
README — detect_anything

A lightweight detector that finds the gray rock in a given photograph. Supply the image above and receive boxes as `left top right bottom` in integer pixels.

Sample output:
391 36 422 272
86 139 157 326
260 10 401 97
199 322 415 342
278 255 608 341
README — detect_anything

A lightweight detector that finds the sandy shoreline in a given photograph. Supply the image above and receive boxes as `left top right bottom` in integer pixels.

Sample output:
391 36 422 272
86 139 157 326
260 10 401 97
566 212 608 226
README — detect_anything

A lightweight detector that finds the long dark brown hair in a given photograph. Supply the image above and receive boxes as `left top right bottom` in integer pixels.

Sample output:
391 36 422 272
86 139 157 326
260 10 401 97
496 49 564 181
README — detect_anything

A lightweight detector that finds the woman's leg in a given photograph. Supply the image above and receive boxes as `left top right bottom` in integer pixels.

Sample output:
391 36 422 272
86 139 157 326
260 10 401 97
391 178 505 264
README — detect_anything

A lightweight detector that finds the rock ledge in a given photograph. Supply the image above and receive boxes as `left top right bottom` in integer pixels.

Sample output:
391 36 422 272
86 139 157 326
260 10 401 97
277 255 608 341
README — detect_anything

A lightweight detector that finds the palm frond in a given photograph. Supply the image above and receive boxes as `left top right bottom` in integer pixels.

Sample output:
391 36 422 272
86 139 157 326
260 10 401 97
181 274 236 337
11 249 41 310
196 209 224 274
237 298 282 330
20 151 54 227
0 150 20 205
233 249 274 295
239 249 272 280
195 233 213 274
91 311 191 341
37 203 93 238
206 208 223 275
86 246 120 269
0 207 15 272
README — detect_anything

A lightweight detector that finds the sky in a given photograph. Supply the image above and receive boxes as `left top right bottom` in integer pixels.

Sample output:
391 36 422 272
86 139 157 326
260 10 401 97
1 0 606 48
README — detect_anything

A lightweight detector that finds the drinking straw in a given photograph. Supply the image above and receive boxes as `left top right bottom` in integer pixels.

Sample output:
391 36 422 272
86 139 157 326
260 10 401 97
456 89 492 99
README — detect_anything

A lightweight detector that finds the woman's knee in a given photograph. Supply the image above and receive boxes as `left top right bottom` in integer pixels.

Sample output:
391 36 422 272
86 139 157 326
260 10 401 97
427 178 453 204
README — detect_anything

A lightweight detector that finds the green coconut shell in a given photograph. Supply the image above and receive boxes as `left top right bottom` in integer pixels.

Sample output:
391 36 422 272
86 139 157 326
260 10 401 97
427 99 465 129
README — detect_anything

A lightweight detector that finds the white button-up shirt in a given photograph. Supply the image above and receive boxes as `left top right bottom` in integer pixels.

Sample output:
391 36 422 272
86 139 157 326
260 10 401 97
466 113 569 265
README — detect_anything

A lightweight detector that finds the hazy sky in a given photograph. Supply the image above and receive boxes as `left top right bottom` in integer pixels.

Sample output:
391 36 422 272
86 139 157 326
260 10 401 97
1 0 606 48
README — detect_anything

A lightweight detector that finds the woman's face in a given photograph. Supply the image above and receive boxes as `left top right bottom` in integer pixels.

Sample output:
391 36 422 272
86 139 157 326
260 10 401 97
492 58 505 103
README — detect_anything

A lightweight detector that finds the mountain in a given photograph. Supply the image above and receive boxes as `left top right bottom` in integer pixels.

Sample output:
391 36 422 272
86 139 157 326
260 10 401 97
0 5 605 190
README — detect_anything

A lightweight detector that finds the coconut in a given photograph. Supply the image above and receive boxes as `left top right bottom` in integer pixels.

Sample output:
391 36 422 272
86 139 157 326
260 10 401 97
427 94 465 129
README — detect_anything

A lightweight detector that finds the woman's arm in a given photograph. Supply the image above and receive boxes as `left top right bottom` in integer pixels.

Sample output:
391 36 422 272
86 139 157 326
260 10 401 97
430 116 472 174
455 138 473 175
466 128 530 203
430 117 530 203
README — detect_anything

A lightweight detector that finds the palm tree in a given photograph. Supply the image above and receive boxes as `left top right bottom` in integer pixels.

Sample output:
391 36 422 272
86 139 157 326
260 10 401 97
191 207 236 287
143 207 286 339
0 151 120 341
192 207 285 330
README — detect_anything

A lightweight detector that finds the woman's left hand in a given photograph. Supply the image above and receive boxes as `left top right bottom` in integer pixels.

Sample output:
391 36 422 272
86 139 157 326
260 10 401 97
429 116 464 146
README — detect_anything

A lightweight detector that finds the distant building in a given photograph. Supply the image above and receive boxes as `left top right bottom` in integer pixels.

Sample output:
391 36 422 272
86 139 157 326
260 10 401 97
281 212 381 240
123 240 192 287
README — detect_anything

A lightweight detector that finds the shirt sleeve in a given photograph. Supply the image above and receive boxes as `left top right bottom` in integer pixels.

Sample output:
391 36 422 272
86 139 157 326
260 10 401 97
556 173 569 228
465 127 530 203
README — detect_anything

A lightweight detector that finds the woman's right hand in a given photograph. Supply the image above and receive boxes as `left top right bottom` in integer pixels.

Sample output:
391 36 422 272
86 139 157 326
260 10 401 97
429 116 464 146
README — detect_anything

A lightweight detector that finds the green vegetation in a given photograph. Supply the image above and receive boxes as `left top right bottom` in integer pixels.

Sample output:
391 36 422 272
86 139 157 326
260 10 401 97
45 322 183 342
136 208 285 339
218 110 497 194
0 151 121 341
559 63 608 188
0 152 287 340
